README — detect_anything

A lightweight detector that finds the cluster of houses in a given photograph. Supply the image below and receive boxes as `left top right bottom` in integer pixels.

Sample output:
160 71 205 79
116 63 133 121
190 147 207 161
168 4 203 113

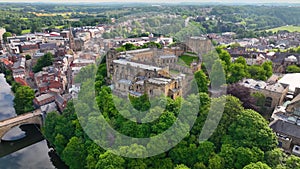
0 25 179 115
224 47 300 74
0 27 102 114
210 31 300 50
266 73 300 156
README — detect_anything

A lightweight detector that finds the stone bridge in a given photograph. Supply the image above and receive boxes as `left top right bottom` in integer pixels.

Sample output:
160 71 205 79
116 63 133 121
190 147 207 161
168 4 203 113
0 109 43 142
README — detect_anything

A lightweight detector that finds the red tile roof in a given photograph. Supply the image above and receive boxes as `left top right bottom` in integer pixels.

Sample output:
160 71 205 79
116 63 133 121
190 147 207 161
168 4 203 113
0 58 13 66
15 77 28 86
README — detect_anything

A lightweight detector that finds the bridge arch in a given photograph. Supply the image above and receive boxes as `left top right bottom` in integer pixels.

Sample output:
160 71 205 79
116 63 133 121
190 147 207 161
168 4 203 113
1 121 42 142
0 110 43 142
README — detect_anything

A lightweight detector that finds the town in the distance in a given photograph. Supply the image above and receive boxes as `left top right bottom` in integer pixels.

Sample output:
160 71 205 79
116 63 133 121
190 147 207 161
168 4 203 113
1 2 300 169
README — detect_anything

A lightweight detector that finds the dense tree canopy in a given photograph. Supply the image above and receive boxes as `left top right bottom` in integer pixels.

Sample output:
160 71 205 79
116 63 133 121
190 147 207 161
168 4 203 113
42 62 295 169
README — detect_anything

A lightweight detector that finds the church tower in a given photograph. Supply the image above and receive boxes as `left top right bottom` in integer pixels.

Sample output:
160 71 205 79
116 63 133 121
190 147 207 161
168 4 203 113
69 27 75 51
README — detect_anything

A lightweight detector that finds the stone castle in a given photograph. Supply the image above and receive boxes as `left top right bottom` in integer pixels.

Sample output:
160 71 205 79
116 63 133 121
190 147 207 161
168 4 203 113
106 37 213 99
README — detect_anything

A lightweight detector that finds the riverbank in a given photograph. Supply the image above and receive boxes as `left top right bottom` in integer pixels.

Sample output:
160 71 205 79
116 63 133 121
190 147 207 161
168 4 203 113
0 65 20 93
0 74 68 169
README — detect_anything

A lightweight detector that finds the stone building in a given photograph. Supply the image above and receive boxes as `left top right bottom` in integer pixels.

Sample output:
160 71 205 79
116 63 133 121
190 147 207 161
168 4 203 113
270 120 300 155
106 47 193 99
240 78 289 111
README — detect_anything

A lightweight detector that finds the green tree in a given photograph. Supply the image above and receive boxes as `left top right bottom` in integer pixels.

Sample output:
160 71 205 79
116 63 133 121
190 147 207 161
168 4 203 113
62 137 87 169
248 65 267 81
194 162 207 169
197 141 216 165
285 155 300 169
224 109 277 151
194 70 209 93
123 43 137 51
264 148 284 168
13 86 35 115
217 48 232 71
25 54 31 60
208 154 224 169
235 57 247 66
228 63 248 83
174 164 190 169
95 151 125 169
2 32 12 43
243 162 271 169
54 134 67 155
43 111 59 143
286 65 300 73
262 61 273 78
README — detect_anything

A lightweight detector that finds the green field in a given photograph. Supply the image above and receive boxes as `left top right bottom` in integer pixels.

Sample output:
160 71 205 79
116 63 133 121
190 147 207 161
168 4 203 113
55 25 65 29
267 25 300 33
179 55 199 66
21 29 30 34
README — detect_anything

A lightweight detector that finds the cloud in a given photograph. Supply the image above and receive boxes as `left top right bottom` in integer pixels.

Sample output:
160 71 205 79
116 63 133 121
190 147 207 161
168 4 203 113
0 0 299 3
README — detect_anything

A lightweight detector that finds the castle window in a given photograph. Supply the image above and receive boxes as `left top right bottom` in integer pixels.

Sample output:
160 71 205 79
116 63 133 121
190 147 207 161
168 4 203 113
265 97 273 107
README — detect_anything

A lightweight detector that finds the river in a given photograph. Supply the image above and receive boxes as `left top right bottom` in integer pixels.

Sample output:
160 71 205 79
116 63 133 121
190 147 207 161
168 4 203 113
0 73 68 169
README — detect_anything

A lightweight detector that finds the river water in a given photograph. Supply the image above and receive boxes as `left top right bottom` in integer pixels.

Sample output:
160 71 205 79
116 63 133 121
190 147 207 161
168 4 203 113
0 73 68 169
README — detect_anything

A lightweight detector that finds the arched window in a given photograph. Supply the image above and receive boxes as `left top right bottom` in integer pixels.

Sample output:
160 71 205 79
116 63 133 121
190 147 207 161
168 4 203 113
265 97 273 107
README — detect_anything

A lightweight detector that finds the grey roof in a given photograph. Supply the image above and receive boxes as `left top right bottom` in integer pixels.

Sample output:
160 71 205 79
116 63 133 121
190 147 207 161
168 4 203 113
12 58 25 69
40 43 57 50
123 48 151 54
40 102 57 113
113 60 162 71
270 120 300 139
240 78 286 93
55 94 65 105
240 79 267 90
129 90 143 97
118 79 132 85
148 78 172 85
159 55 177 59
12 68 25 73
35 93 55 102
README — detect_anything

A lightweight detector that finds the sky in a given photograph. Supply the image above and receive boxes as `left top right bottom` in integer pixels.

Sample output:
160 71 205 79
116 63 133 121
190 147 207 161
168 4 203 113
0 0 300 4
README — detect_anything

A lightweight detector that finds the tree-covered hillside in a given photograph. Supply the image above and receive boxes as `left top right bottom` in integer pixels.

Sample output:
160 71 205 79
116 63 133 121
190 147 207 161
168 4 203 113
43 62 300 169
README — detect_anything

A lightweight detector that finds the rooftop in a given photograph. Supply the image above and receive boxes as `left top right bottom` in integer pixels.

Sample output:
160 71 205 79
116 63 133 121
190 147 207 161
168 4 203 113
240 78 286 93
148 78 172 85
35 93 55 102
270 120 300 139
113 59 162 71
159 55 177 59
73 59 95 64
278 73 300 93
118 79 132 85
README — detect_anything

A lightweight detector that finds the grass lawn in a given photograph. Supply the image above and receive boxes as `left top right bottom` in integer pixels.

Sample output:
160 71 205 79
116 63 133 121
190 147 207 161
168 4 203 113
267 25 300 33
21 29 31 34
170 69 180 75
55 25 65 29
179 55 199 66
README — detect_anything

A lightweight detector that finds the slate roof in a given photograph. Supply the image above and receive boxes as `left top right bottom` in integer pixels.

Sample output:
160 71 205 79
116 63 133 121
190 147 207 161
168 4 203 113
270 120 300 139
